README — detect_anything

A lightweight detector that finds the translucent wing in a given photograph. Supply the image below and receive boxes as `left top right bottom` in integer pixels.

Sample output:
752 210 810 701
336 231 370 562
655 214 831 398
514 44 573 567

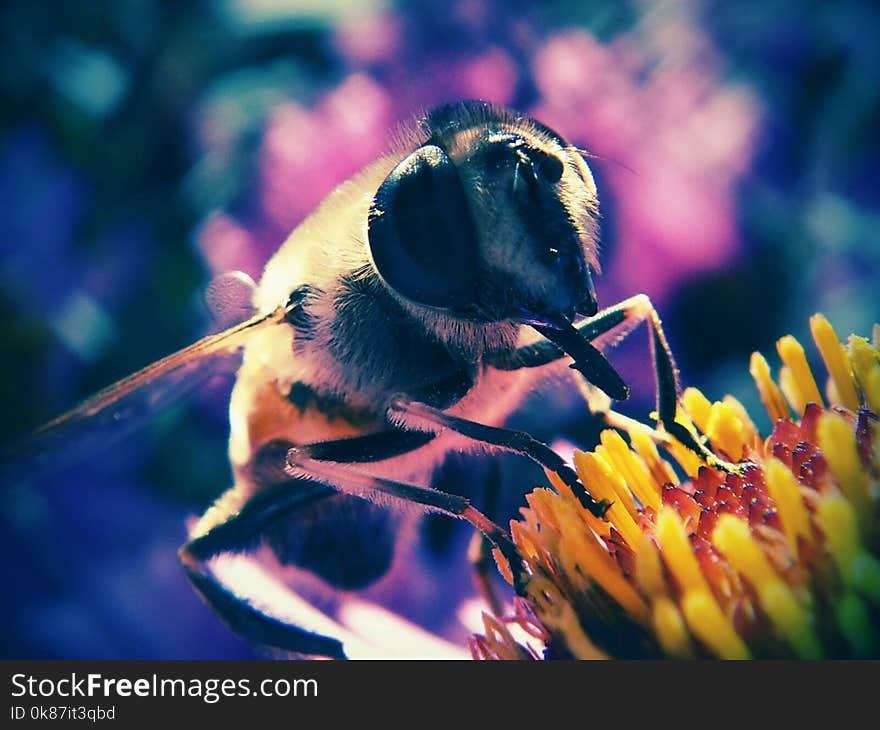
4 299 294 482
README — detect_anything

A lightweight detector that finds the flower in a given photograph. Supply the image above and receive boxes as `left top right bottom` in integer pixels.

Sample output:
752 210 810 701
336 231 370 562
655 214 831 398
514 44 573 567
472 314 880 659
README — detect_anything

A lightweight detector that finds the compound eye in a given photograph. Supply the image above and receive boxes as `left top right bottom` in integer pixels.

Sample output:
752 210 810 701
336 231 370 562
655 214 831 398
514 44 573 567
368 145 480 310
533 149 564 183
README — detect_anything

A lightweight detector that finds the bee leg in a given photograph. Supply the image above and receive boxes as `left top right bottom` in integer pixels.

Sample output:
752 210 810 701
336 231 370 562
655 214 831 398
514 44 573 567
185 479 332 560
178 480 349 659
467 460 504 616
285 453 526 592
581 296 741 472
494 294 740 472
293 429 435 463
387 396 611 518
290 431 515 604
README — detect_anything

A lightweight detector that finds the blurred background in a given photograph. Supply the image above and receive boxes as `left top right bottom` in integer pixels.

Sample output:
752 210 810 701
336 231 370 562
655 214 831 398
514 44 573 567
1 0 878 658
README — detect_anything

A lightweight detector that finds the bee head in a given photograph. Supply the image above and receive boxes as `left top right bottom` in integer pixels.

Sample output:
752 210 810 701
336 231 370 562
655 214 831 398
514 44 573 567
367 101 600 332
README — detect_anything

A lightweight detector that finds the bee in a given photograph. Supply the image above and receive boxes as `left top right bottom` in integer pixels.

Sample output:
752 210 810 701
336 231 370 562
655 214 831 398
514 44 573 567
20 100 721 659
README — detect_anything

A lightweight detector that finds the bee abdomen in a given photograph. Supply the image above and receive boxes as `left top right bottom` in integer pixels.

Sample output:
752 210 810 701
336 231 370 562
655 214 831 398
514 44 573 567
265 491 400 590
286 381 377 427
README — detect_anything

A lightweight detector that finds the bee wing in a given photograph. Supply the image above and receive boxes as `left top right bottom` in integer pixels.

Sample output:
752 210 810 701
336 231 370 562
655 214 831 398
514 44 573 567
5 304 291 480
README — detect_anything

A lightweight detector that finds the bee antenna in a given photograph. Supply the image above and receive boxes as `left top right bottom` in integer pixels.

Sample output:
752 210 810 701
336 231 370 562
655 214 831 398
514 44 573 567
573 147 637 176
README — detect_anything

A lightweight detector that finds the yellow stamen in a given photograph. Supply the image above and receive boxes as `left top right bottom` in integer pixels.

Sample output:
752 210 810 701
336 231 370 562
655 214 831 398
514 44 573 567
654 508 750 658
705 400 750 462
763 456 813 555
778 365 801 416
652 596 694 658
723 395 759 436
592 446 640 521
663 441 704 480
815 495 880 605
777 335 824 412
635 533 665 597
682 387 712 433
866 366 880 415
810 314 860 411
848 335 880 412
510 521 540 565
480 613 530 660
680 590 751 659
750 351 790 423
479 315 880 661
525 491 563 559
817 495 859 581
525 576 607 659
655 507 707 594
713 515 820 659
660 411 705 478
553 500 649 622
817 412 870 533
544 469 610 537
598 430 661 512
574 451 642 548
514 495 554 566
630 430 679 488
491 547 514 586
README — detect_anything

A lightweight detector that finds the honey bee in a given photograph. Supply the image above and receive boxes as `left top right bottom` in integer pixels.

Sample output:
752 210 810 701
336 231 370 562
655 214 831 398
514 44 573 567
20 100 720 659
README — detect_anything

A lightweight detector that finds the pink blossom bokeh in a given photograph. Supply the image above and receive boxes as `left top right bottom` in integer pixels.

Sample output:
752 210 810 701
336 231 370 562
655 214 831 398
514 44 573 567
197 7 761 312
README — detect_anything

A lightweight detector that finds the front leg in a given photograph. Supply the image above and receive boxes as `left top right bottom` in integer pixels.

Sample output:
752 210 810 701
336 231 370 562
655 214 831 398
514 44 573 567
387 396 611 517
284 453 525 591
490 294 740 472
